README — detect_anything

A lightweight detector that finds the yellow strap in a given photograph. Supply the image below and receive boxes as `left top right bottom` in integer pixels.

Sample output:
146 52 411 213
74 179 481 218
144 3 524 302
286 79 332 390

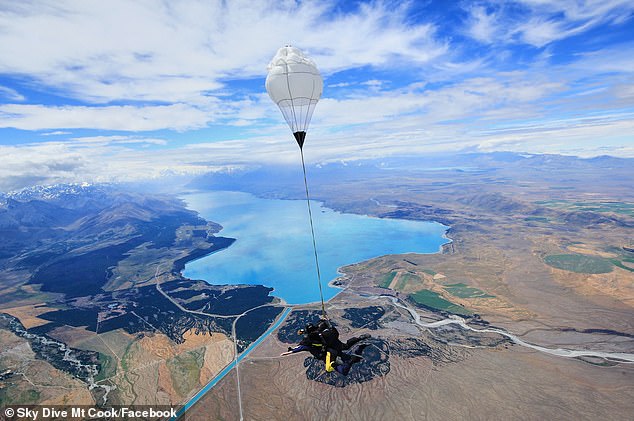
311 343 323 347
325 351 334 372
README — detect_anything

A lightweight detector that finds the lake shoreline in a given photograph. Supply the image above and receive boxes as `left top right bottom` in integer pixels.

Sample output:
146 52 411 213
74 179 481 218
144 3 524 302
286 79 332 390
180 189 452 307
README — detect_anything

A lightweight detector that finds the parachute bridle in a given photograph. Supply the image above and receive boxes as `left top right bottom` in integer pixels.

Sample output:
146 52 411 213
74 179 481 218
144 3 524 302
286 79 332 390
298 143 327 320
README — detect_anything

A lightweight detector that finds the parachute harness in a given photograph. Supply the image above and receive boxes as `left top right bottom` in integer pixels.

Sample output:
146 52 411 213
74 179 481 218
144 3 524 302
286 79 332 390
299 145 327 319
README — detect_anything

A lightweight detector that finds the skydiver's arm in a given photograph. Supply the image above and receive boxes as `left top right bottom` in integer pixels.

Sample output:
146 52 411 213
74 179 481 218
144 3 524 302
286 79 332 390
280 345 310 356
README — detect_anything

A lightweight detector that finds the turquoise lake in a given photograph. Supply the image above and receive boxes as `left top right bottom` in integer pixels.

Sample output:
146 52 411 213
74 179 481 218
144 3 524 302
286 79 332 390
182 191 449 305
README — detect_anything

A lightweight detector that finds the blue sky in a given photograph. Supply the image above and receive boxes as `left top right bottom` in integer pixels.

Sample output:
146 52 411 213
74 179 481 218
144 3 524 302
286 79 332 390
1 0 633 191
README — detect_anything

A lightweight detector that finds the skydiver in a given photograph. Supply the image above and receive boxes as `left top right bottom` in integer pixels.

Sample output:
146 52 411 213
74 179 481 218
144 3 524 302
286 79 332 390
280 320 370 375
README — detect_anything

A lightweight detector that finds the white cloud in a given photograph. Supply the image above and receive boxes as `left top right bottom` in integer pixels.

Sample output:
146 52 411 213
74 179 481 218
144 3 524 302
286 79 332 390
475 114 634 157
0 1 632 191
516 16 596 48
361 79 384 88
0 86 25 101
0 143 91 191
40 130 71 136
0 103 214 131
0 139 209 191
464 0 634 47
3 64 632 192
310 73 565 129
328 82 352 88
466 6 499 44
572 44 634 73
0 0 446 103
66 135 168 146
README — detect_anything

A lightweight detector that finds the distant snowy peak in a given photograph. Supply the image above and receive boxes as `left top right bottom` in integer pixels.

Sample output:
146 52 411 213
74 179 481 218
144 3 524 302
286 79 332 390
4 182 113 203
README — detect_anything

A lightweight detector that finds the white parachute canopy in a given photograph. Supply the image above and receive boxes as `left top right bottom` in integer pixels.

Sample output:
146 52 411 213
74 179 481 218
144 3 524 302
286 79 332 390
265 46 323 148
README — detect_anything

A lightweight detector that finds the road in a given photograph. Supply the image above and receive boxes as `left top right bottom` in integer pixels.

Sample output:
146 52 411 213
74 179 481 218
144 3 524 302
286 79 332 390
384 296 634 363
170 307 292 420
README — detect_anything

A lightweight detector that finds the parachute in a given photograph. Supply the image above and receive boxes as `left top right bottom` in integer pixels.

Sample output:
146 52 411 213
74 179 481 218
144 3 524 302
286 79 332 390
265 46 323 149
266 46 327 318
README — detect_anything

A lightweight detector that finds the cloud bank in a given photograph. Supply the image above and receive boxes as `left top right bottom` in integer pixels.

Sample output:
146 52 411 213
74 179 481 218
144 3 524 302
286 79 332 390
0 0 633 191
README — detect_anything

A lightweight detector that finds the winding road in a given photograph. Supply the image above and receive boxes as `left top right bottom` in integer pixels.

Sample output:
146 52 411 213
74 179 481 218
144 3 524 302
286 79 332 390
384 295 634 363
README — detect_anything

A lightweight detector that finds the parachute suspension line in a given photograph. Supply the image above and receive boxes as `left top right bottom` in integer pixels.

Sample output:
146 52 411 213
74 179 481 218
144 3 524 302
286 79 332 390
299 146 327 319
284 62 299 134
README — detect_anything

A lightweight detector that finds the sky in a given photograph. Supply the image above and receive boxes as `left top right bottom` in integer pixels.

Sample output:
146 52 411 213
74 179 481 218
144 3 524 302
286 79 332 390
1 0 633 191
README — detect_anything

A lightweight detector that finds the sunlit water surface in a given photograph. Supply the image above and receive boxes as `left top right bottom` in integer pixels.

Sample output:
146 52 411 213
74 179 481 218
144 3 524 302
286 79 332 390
182 191 449 304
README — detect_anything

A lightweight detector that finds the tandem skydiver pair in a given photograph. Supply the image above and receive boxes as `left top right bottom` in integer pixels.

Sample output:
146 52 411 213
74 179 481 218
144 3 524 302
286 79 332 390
281 319 371 375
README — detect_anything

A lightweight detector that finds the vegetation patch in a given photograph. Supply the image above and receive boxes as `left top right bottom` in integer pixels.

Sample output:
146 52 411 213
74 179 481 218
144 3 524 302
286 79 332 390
181 284 274 316
235 305 284 352
394 273 419 291
39 308 98 331
277 310 322 344
167 349 204 397
379 271 397 288
544 254 613 274
0 387 40 405
94 352 116 382
443 283 494 299
342 306 385 330
610 259 634 273
596 247 634 272
524 216 549 222
535 200 634 216
409 290 471 316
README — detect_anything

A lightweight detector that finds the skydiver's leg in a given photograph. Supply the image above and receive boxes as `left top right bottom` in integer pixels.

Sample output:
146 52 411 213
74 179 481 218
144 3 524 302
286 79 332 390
335 345 369 376
334 353 353 375
342 333 371 350
350 343 369 359
335 362 352 375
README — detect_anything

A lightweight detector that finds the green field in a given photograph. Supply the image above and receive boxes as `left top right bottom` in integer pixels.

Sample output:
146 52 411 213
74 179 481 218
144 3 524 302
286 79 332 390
379 271 420 290
394 273 419 290
94 353 116 382
610 259 634 273
524 216 549 223
607 247 634 272
379 271 397 288
443 283 494 299
535 200 634 216
544 254 613 274
167 349 204 396
409 290 471 316
0 387 40 405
